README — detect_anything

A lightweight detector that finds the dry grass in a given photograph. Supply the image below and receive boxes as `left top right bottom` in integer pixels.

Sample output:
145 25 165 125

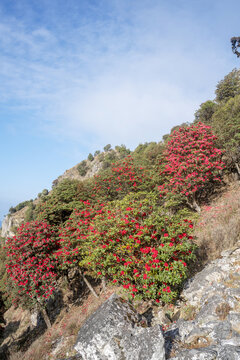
8 286 117 360
224 273 240 288
194 181 240 261
180 304 197 321
215 303 232 320
183 336 212 349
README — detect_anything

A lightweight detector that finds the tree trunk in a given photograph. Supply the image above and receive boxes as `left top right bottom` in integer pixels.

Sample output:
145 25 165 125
101 276 107 294
192 199 201 213
41 307 51 329
186 198 201 213
235 162 240 178
81 273 99 298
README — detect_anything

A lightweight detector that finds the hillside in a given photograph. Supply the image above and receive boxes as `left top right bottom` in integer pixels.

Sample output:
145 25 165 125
0 68 239 359
0 182 239 359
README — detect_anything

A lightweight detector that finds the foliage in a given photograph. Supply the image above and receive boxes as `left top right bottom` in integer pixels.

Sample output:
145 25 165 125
92 155 156 203
24 202 36 222
38 189 49 199
100 147 131 170
80 193 196 303
194 100 217 125
77 160 89 176
36 179 87 227
103 144 112 152
115 144 131 156
132 142 164 169
212 94 240 173
162 122 225 211
55 200 105 272
5 221 59 308
101 151 117 170
94 150 101 156
98 153 104 162
88 153 94 162
215 68 240 103
231 37 240 58
9 200 33 214
0 241 12 309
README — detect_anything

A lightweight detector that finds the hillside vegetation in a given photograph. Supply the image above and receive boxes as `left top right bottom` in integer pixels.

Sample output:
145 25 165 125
0 68 240 337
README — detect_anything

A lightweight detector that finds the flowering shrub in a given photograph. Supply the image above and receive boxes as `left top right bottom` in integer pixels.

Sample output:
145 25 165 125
92 156 154 202
5 221 59 307
162 122 225 211
55 200 106 271
79 193 196 303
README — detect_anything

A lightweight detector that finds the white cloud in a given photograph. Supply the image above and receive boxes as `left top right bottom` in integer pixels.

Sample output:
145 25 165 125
0 0 234 149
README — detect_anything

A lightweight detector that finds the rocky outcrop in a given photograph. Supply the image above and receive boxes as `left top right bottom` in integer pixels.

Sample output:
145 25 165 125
55 156 104 185
164 244 240 359
1 210 26 239
62 244 240 360
74 294 165 360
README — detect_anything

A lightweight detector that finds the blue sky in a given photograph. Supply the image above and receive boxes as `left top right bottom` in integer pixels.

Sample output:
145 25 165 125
0 0 239 221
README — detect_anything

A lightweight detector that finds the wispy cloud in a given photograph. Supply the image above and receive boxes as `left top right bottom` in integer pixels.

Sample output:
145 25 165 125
0 0 235 149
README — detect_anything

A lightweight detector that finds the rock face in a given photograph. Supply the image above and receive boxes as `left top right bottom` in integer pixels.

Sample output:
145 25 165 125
1 211 25 238
1 215 15 238
55 155 104 185
165 245 240 359
74 294 165 360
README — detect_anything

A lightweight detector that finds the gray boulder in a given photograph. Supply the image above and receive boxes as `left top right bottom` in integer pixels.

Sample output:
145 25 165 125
74 294 165 360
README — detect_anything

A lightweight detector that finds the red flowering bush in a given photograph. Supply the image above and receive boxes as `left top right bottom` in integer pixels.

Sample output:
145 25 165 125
55 200 106 271
162 122 225 211
92 156 154 202
79 193 196 303
5 221 59 307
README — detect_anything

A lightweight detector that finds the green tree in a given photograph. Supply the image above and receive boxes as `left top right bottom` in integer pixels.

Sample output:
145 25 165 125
36 179 86 227
94 150 101 156
231 37 240 58
115 144 131 157
9 206 16 214
103 144 112 152
88 153 94 162
212 94 240 177
215 68 240 103
77 160 89 176
194 100 217 125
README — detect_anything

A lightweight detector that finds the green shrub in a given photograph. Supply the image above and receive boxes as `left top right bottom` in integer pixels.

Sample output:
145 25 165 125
103 144 112 152
212 95 240 176
9 200 33 215
194 100 217 125
77 160 89 176
215 68 240 103
88 153 94 162
36 179 85 227
24 202 36 222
